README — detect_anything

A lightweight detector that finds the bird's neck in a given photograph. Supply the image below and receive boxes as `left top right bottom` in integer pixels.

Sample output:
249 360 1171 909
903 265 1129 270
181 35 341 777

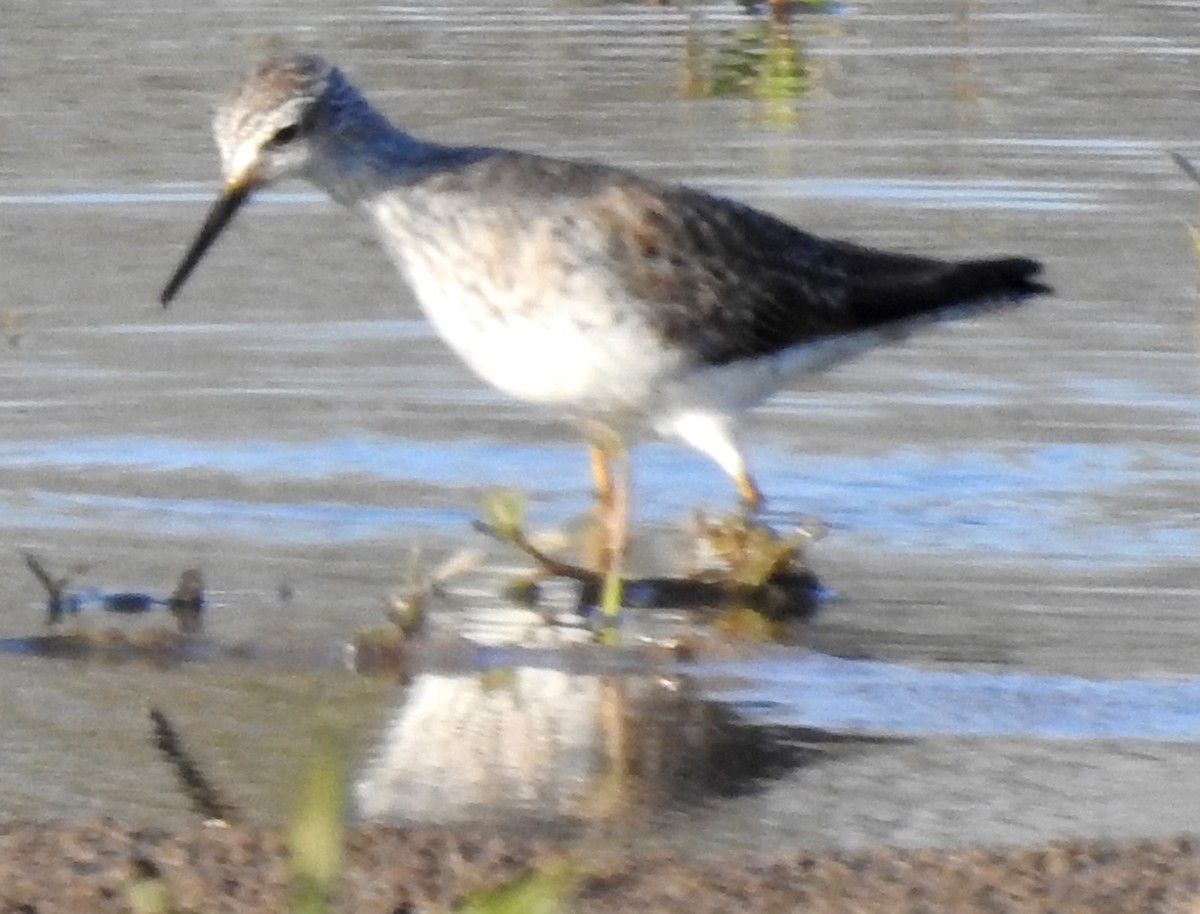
305 80 489 207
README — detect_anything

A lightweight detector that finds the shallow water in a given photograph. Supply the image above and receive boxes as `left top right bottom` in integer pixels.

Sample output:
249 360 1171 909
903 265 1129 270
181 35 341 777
0 0 1199 849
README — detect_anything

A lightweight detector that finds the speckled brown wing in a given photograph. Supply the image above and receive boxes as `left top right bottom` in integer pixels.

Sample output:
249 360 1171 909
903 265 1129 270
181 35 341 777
570 170 1048 368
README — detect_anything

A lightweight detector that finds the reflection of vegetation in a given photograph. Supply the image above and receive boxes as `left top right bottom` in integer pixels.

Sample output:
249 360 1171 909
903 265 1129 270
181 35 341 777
682 6 821 122
736 0 831 15
707 21 807 101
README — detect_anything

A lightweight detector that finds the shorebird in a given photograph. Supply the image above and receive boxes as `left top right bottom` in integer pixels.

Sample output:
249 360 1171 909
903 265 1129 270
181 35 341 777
160 54 1049 548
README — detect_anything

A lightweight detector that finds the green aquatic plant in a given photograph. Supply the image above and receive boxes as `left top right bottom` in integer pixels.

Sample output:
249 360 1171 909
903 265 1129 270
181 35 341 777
475 491 628 627
691 512 811 588
689 512 818 639
483 488 527 540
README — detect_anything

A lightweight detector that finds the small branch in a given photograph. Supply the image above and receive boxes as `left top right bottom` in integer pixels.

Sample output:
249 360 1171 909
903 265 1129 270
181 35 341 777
471 520 600 583
22 552 68 626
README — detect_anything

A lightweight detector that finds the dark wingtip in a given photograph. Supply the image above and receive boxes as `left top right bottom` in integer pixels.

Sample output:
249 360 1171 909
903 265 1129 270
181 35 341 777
951 256 1051 301
841 250 1051 337
997 256 1053 297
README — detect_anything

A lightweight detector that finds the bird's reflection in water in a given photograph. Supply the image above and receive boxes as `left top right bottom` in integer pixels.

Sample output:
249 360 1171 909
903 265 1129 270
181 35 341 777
355 666 877 824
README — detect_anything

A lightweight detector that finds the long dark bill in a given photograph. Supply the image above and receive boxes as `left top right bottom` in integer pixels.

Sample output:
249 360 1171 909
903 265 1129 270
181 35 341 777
160 183 253 307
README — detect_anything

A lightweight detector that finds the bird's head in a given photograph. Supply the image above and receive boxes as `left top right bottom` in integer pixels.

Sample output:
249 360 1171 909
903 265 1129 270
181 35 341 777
160 54 335 306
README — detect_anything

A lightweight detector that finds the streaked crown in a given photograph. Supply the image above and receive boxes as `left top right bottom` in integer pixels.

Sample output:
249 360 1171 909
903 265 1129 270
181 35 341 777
212 54 335 187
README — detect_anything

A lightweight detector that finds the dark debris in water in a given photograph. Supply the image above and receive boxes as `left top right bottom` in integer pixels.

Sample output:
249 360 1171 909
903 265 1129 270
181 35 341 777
472 509 826 639
21 552 205 633
577 568 819 618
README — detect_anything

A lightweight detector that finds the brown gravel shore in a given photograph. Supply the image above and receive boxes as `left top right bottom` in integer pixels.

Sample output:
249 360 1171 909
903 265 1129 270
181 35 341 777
4 819 1200 914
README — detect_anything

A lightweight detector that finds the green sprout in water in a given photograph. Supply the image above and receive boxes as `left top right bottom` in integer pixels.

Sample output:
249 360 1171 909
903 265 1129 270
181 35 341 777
483 488 527 540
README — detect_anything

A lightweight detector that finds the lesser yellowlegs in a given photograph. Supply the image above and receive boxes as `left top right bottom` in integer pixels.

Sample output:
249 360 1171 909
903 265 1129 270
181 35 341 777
161 54 1050 536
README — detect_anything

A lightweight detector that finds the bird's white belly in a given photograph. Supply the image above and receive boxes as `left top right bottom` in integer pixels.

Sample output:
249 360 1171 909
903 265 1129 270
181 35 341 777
395 241 675 413
368 197 678 412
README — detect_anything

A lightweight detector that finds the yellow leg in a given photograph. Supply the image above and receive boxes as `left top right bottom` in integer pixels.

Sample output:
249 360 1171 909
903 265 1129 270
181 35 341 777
583 420 626 508
736 468 764 513
580 423 631 581
598 445 630 619
606 447 631 560
580 425 630 619
588 438 614 510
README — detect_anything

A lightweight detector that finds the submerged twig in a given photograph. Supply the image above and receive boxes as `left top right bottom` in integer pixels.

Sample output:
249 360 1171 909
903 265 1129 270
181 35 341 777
23 552 69 626
148 707 238 824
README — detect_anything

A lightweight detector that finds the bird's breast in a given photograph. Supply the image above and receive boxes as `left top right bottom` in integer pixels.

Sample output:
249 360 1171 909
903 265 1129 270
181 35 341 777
367 195 682 412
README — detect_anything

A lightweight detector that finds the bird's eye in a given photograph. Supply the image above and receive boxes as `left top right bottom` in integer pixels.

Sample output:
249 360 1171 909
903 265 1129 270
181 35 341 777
265 124 300 148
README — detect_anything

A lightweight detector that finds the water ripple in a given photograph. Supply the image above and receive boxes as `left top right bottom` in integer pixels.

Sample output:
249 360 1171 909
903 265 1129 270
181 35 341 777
0 437 1196 562
705 654 1200 741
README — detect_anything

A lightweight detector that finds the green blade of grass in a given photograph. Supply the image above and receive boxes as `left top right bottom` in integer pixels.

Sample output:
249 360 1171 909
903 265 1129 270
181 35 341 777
127 858 175 914
288 727 347 914
455 857 578 914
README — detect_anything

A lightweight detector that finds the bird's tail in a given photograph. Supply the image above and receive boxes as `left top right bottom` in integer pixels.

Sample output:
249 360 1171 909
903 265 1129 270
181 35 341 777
844 248 1051 329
